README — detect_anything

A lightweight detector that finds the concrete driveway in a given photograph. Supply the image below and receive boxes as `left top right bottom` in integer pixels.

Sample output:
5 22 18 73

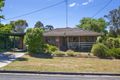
0 52 25 68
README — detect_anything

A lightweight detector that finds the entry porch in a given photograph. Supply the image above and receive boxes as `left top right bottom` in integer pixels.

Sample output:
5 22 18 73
45 36 97 51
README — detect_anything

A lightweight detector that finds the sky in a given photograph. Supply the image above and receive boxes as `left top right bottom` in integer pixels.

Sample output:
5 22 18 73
1 0 120 28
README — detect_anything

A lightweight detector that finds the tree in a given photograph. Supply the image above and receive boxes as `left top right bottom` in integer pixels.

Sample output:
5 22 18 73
0 24 13 33
0 0 4 10
10 20 28 33
0 0 5 22
108 26 117 37
0 24 13 49
24 28 45 53
105 6 120 36
45 25 54 31
34 21 44 29
76 17 107 32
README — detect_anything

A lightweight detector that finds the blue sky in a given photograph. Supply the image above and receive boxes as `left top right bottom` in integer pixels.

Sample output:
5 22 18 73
1 0 120 28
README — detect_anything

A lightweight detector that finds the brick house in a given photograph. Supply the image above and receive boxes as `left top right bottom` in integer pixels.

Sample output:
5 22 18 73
43 28 101 51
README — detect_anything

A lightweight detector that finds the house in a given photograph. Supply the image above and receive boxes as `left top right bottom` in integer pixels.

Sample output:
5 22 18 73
0 32 25 50
43 28 101 51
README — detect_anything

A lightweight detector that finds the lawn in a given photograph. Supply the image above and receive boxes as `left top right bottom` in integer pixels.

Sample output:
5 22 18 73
1 54 120 73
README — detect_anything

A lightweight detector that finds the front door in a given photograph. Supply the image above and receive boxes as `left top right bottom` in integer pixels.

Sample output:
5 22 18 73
61 37 67 51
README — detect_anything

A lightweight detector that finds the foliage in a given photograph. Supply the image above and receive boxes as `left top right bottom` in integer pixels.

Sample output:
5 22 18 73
108 26 117 37
113 38 120 48
96 36 103 43
66 50 77 57
24 28 44 54
105 37 114 49
52 51 66 57
0 15 4 19
0 24 13 33
0 0 5 20
105 37 120 49
45 25 54 31
0 24 13 49
0 0 4 10
45 44 58 53
34 21 44 29
9 20 28 33
0 24 13 50
76 17 107 32
105 6 120 37
109 48 120 59
91 43 110 58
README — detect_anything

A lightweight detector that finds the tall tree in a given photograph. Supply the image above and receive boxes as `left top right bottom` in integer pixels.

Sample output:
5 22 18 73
11 20 28 33
76 17 107 32
0 0 4 10
105 6 120 36
34 21 44 29
0 0 5 23
45 25 54 31
108 26 117 37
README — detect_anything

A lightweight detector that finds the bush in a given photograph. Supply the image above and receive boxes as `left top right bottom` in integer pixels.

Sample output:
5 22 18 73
52 51 66 57
96 36 103 43
24 28 44 54
45 44 58 53
66 50 77 57
105 37 120 49
91 43 110 58
105 37 114 48
109 48 120 59
113 38 120 48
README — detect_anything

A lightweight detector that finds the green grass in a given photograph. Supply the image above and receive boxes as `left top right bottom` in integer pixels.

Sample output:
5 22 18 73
1 54 120 73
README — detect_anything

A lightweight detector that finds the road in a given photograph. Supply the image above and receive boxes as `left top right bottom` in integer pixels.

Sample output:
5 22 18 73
0 73 120 80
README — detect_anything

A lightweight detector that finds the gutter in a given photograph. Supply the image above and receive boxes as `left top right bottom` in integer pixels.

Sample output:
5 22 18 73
0 70 120 76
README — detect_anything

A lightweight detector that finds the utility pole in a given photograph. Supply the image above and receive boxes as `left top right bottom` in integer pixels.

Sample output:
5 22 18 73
65 0 68 27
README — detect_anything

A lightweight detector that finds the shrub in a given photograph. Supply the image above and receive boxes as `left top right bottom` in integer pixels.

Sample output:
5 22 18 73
105 37 120 49
66 50 77 57
109 48 120 59
113 38 120 48
24 28 44 54
52 51 66 57
76 53 94 58
45 44 58 53
96 36 103 43
91 43 110 58
105 37 114 49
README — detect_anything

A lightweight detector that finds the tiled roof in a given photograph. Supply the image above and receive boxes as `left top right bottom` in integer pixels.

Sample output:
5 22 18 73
43 28 101 36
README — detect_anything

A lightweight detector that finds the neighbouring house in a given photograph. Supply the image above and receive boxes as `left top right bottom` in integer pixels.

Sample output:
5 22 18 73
43 28 101 51
0 32 25 50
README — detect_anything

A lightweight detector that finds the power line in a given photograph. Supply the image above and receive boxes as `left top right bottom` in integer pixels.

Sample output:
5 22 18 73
92 0 112 18
2 0 65 21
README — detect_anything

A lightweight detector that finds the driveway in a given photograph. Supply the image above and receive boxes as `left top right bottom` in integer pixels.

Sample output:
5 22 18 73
0 52 25 68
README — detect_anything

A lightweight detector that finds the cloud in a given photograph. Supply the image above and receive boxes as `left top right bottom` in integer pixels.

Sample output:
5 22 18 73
69 2 77 7
82 0 94 6
82 2 89 5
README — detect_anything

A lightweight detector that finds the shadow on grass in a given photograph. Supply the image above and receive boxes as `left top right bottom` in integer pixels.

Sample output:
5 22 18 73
29 53 53 59
15 57 28 61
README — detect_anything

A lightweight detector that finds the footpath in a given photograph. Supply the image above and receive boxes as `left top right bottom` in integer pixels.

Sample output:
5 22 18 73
0 52 25 68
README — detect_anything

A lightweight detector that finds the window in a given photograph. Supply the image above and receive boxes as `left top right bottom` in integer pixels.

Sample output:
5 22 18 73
69 37 79 42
